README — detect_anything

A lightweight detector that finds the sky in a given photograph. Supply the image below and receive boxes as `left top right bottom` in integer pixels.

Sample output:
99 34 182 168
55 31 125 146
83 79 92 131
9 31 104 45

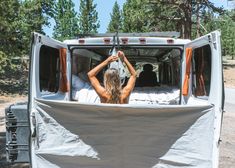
44 0 232 37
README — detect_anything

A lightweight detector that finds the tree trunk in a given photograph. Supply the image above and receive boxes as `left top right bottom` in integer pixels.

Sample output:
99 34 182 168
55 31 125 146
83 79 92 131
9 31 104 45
183 0 192 39
196 1 201 38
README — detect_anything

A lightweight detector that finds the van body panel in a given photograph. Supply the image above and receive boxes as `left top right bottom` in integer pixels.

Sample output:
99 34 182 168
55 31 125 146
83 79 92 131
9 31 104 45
6 31 224 168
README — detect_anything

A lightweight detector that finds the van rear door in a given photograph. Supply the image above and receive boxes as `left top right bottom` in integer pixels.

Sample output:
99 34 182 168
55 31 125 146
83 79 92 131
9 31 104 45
5 33 70 164
30 33 70 165
182 30 224 168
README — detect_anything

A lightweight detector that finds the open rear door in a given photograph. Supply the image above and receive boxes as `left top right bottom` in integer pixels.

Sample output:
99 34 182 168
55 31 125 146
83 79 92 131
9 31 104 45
182 30 223 109
28 33 70 166
5 33 70 164
182 30 224 168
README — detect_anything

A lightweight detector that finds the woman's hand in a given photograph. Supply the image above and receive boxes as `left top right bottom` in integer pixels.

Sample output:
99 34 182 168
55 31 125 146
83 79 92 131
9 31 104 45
106 55 119 63
117 51 125 61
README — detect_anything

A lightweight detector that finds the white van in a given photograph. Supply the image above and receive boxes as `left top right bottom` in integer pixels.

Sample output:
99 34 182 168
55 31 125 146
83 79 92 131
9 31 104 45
5 31 224 168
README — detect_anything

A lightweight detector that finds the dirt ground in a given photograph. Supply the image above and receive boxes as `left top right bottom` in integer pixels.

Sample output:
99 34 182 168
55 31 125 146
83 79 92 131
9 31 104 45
219 102 235 168
223 64 235 89
219 59 235 168
0 60 235 167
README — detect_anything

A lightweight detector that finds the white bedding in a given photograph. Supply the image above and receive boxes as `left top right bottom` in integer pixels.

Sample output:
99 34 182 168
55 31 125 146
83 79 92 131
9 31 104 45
73 85 180 105
129 87 180 105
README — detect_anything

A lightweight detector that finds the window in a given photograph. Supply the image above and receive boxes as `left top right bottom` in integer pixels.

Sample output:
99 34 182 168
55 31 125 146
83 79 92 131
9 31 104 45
193 45 211 97
158 56 181 86
39 45 60 93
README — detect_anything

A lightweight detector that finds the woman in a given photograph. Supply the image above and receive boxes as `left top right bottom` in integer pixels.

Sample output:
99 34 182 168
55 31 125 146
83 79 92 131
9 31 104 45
88 51 137 104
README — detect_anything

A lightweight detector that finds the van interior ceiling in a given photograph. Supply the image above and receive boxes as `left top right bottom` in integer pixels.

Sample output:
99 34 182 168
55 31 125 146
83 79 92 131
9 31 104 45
70 47 182 105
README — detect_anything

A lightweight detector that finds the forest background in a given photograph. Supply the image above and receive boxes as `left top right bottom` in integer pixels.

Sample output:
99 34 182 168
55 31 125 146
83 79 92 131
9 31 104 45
0 0 234 94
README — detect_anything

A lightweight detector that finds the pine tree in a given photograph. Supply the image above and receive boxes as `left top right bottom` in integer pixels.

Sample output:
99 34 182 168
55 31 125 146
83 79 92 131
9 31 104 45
0 0 21 55
19 0 55 34
148 0 224 39
145 1 178 32
79 0 100 34
107 1 122 33
18 0 55 55
53 0 79 41
216 10 235 58
0 0 55 76
122 0 150 33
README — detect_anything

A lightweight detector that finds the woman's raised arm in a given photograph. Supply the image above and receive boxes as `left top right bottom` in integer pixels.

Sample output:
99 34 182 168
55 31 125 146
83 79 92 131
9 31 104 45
117 51 137 98
88 55 119 98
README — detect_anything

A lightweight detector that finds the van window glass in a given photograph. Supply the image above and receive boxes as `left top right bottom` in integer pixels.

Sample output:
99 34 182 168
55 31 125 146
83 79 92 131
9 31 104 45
193 45 211 97
158 57 181 87
71 50 92 101
72 54 91 83
39 45 60 93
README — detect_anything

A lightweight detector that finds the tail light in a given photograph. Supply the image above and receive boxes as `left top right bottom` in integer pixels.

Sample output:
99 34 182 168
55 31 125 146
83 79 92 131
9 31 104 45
121 38 128 44
78 39 85 44
167 39 174 44
139 38 146 44
103 38 111 44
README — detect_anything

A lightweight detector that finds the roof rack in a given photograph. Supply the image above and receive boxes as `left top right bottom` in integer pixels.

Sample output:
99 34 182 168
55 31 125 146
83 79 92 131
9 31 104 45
76 31 181 38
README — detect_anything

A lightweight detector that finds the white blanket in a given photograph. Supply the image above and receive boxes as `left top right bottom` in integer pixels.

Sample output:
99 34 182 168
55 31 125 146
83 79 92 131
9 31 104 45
73 86 180 105
129 87 179 105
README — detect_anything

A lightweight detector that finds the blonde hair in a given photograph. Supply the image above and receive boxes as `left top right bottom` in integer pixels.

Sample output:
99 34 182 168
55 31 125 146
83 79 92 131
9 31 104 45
104 68 121 103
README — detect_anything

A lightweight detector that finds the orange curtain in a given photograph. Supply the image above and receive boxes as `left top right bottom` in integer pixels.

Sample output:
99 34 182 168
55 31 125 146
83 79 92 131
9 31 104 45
59 48 70 92
182 47 193 96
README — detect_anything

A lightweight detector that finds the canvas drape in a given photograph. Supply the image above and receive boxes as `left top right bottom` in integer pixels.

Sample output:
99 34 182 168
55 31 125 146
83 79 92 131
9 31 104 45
32 99 215 168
